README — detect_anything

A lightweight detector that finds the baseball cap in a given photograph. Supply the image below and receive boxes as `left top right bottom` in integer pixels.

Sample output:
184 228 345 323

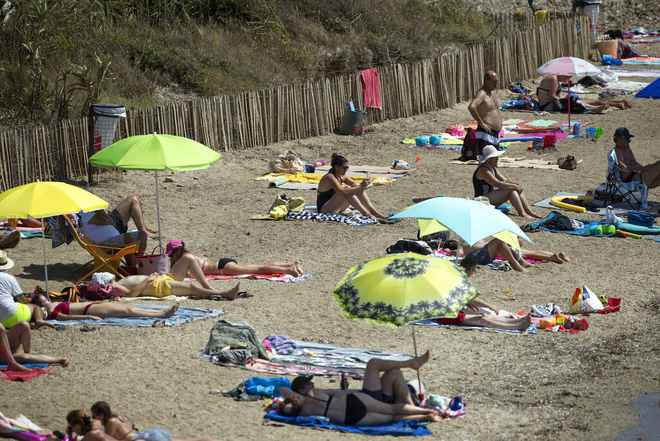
291 375 314 393
614 127 634 139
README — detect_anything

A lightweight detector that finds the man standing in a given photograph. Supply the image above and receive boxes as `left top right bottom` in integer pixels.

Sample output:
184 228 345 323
468 71 503 155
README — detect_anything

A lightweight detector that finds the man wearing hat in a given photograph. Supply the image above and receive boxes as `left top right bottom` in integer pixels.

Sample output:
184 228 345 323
473 145 540 219
610 127 660 192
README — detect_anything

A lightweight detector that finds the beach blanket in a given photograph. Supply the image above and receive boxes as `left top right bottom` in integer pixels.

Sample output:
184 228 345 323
450 157 562 170
245 358 366 378
622 57 660 65
205 273 309 283
315 165 411 176
257 172 394 190
534 192 660 216
413 319 537 335
46 305 222 327
0 363 51 382
286 210 378 226
606 68 660 78
264 411 432 436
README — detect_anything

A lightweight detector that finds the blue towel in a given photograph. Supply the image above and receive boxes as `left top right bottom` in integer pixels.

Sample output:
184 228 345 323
264 411 432 436
245 377 290 398
47 305 222 328
0 362 49 369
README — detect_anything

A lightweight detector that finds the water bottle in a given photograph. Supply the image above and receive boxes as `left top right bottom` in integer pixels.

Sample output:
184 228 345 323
605 206 615 225
572 122 581 137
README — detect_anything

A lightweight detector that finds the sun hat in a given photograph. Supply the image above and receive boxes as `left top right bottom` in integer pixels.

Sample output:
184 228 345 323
0 250 15 271
478 145 505 163
165 240 185 256
613 127 634 139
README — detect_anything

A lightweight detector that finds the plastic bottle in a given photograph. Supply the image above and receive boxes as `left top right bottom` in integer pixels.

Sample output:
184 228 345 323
605 205 615 225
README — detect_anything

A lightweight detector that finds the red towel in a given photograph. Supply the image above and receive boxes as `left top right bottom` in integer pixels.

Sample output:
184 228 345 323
360 68 382 109
0 367 51 382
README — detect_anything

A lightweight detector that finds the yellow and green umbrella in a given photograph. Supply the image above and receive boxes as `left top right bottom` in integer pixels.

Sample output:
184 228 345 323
334 253 478 326
89 133 221 248
0 181 109 291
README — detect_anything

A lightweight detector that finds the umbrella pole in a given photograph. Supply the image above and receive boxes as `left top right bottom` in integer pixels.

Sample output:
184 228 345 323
411 325 423 402
41 218 48 293
154 171 163 250
567 81 572 131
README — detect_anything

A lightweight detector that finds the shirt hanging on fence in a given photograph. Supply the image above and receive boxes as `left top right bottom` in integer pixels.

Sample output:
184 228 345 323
360 68 382 110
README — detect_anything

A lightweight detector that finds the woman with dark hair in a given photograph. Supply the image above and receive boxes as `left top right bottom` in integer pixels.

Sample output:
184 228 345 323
316 153 391 223
66 410 113 441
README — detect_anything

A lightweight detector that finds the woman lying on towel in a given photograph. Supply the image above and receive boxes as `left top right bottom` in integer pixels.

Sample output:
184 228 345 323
166 240 303 289
462 237 570 273
537 75 632 113
0 322 68 372
473 146 541 220
100 273 242 301
30 292 179 321
278 351 443 425
316 153 393 223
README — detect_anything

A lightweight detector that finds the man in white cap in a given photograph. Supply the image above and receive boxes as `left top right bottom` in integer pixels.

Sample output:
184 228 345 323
472 145 540 220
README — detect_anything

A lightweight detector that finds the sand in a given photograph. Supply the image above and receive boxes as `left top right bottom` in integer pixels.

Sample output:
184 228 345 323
3 77 660 440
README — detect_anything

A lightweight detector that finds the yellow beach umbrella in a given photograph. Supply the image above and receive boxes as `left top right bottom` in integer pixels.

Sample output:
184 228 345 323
0 181 109 291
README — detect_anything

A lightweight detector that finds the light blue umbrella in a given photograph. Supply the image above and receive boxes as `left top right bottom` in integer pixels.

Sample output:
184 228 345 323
390 197 531 246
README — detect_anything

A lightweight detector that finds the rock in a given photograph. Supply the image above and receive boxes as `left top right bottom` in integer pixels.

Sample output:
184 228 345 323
164 177 175 183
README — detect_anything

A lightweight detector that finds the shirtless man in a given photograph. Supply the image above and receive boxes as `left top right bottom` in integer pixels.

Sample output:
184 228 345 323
610 127 660 189
468 71 503 154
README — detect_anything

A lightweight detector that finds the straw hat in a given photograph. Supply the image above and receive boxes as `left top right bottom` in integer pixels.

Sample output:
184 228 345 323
478 145 505 163
0 250 15 271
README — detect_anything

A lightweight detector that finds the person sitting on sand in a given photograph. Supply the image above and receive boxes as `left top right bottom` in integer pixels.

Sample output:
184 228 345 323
30 292 179 321
609 127 660 191
110 274 243 301
473 146 540 219
537 75 631 113
166 240 303 290
0 251 33 331
278 351 443 425
1 322 69 372
462 237 570 273
317 153 392 223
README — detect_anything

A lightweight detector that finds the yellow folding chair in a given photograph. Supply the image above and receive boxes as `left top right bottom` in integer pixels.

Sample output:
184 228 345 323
64 216 139 282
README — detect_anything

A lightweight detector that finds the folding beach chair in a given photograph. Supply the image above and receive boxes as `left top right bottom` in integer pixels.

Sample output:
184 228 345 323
64 216 138 282
602 171 648 209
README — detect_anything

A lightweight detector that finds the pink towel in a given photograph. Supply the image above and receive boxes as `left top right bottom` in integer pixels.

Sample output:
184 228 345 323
0 367 51 382
360 68 382 109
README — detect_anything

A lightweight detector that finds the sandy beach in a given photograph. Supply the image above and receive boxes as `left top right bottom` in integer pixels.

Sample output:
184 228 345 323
3 72 660 441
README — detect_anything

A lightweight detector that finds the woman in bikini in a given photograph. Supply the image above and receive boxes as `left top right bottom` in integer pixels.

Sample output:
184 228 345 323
316 153 391 223
166 240 303 290
110 274 242 300
30 292 179 321
473 146 540 220
278 352 442 426
462 237 570 273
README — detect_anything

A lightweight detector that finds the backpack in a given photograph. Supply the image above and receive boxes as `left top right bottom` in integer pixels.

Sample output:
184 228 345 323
386 239 433 255
459 128 479 161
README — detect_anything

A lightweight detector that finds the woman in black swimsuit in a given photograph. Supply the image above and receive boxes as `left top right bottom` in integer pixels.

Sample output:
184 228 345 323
316 153 390 223
473 146 540 220
278 352 441 426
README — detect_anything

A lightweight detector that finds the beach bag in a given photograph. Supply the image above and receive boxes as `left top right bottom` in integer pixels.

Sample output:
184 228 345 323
557 155 578 170
569 286 604 314
627 210 655 227
136 246 170 275
459 128 478 161
386 239 433 255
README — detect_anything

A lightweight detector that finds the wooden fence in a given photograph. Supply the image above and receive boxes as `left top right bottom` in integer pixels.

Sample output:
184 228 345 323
0 15 591 191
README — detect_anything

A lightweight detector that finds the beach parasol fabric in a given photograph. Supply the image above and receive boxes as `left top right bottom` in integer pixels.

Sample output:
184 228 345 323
334 253 478 326
391 197 531 246
0 181 109 291
417 219 521 251
89 134 221 247
537 57 601 79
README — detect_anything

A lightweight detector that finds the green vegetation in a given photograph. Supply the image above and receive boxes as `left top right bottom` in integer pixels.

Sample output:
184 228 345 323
0 0 493 127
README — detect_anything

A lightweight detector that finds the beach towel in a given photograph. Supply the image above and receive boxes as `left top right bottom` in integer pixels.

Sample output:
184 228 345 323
257 172 394 189
205 273 309 283
450 157 562 170
622 57 660 65
264 411 432 436
413 319 537 335
0 363 51 382
360 68 382 109
244 358 367 378
606 68 660 78
46 305 222 327
315 165 411 176
287 210 378 226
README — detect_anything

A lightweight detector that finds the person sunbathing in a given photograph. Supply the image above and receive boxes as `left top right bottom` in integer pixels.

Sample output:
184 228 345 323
473 146 540 219
30 292 179 321
317 153 391 223
462 237 570 272
166 240 303 289
0 322 68 372
66 410 120 441
537 75 632 112
110 274 242 300
278 352 443 426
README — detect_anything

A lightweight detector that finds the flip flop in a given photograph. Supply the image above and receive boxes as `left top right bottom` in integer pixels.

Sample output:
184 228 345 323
236 291 252 299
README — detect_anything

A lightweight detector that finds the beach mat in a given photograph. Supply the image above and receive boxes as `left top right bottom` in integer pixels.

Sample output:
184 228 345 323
286 210 378 226
1 363 51 382
315 165 412 175
413 319 537 335
264 411 432 436
205 273 309 283
450 157 563 170
46 305 222 327
622 57 660 65
534 192 660 215
608 68 660 78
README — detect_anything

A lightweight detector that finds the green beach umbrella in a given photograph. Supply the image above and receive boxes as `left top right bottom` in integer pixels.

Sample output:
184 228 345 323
89 134 221 247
